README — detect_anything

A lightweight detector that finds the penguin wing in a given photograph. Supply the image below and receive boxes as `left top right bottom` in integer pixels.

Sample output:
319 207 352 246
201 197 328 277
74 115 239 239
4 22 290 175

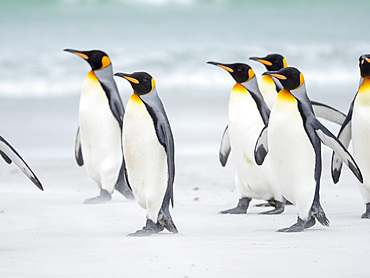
219 125 231 167
331 98 355 183
0 136 43 190
75 127 83 166
311 101 346 125
313 119 362 183
254 125 269 165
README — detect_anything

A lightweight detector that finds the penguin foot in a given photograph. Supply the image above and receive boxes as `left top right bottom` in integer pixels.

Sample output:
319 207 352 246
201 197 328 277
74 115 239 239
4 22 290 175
158 212 178 234
277 217 315 233
83 189 112 204
259 200 285 215
219 197 251 214
311 203 330 227
127 219 164 237
255 199 276 208
361 203 370 219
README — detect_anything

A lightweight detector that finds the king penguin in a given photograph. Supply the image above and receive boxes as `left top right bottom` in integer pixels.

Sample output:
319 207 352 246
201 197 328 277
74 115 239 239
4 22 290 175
0 135 43 191
208 61 285 215
255 67 363 232
64 49 133 203
250 53 346 125
114 71 178 236
332 54 370 218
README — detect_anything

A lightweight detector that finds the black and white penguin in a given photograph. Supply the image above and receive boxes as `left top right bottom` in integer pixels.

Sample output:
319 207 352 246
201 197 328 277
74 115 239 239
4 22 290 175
208 61 285 215
255 67 363 232
250 53 346 125
114 71 178 236
64 49 133 203
332 54 370 218
0 136 43 190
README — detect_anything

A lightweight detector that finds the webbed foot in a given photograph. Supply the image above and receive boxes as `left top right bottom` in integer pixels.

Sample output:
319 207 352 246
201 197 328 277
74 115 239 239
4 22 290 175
83 189 112 204
158 212 178 233
127 219 164 237
361 203 370 219
277 217 316 233
219 197 251 214
259 200 285 215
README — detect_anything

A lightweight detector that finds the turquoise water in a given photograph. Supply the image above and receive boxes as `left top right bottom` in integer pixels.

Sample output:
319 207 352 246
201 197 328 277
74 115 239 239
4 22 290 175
1 0 370 103
0 0 370 158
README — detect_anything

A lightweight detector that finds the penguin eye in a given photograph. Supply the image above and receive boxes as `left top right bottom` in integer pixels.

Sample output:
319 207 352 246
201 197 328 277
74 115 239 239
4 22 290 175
142 78 148 83
236 68 242 72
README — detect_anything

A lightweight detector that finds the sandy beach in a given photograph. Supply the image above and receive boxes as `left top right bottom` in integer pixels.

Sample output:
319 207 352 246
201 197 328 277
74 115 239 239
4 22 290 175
0 98 368 278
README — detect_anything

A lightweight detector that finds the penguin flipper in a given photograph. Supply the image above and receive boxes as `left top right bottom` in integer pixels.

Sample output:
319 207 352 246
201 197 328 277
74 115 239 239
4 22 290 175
75 127 84 166
331 99 355 183
219 125 231 167
254 125 269 165
114 162 134 199
311 101 346 125
313 119 362 183
0 136 43 190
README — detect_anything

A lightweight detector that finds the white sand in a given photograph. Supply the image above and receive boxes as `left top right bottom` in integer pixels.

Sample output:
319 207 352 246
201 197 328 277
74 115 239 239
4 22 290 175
0 99 368 277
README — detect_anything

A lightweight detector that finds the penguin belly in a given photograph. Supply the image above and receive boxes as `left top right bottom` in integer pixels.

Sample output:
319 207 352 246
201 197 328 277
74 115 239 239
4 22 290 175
269 93 316 220
228 83 278 201
352 81 370 203
259 75 278 110
123 94 168 223
79 71 123 192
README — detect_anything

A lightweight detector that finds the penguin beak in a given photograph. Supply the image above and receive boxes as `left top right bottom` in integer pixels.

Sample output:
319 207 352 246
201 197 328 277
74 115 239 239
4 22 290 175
249 57 273 66
361 57 370 64
114 72 140 84
207 61 234 73
63 49 89 60
263 71 287 80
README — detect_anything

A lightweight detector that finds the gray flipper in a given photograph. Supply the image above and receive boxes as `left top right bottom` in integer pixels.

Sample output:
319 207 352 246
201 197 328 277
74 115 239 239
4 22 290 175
311 101 346 125
140 90 175 209
219 125 231 167
114 163 134 199
313 118 362 183
0 136 43 190
94 65 125 128
254 125 269 166
75 127 83 166
331 97 355 183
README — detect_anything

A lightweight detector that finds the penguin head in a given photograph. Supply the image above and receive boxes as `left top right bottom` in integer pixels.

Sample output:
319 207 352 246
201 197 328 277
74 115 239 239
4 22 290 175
207 61 255 84
359 54 370 78
263 67 304 91
64 49 111 71
114 72 155 95
249 54 287 71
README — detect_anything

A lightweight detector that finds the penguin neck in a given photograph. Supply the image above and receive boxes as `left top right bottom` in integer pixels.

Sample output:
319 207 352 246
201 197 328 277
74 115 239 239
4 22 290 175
357 77 370 105
93 64 114 84
288 82 314 114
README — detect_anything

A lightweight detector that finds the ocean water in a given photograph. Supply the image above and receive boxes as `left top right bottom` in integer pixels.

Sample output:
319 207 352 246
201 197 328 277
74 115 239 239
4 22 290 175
1 0 370 157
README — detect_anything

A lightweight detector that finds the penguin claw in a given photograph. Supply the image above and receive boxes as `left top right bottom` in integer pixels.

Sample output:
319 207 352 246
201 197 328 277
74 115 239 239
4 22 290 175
259 200 285 215
219 197 251 214
83 189 112 204
361 203 370 219
127 219 165 237
277 217 316 233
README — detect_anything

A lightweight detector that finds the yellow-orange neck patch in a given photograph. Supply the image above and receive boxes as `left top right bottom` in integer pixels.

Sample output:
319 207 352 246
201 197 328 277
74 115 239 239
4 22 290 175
278 90 296 102
231 83 248 94
87 70 98 81
359 77 370 94
130 94 142 103
262 75 275 85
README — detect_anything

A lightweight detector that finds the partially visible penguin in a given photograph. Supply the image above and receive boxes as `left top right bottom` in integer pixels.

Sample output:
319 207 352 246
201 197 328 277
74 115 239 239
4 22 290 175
332 54 370 218
255 67 363 232
0 135 43 191
114 71 178 236
250 54 346 125
64 49 133 203
208 61 285 215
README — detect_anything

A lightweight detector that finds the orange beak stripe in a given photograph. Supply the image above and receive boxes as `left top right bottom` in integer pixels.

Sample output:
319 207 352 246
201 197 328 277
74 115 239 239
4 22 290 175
124 76 140 84
74 52 89 60
366 58 370 64
270 73 287 80
217 64 234 73
257 59 273 66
